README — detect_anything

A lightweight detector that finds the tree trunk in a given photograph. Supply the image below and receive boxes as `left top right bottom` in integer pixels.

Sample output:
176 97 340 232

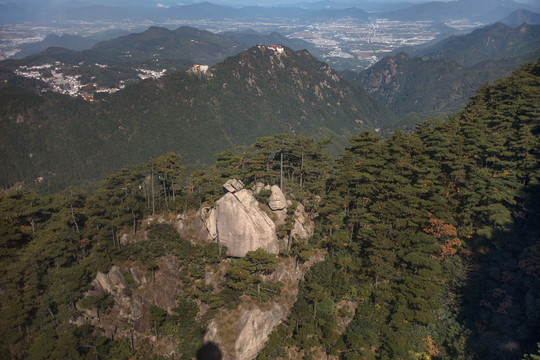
30 218 36 233
132 208 137 236
171 165 176 202
69 191 80 234
163 179 169 210
130 330 135 351
280 150 284 190
151 166 156 215
300 153 304 187
111 226 116 248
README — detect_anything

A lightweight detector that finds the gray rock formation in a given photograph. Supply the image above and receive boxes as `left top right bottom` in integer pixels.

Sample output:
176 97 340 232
223 179 245 193
267 185 287 211
94 265 126 294
203 256 320 360
292 202 314 239
234 304 288 360
177 210 214 242
214 189 279 257
252 181 265 194
74 255 182 354
199 179 315 257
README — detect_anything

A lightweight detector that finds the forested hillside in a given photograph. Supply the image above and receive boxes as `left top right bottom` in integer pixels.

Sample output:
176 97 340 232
0 46 395 193
345 51 539 125
410 22 540 67
0 60 538 359
345 22 540 126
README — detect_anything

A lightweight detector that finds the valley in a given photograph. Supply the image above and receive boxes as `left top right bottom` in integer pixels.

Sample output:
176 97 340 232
0 16 479 70
0 1 539 359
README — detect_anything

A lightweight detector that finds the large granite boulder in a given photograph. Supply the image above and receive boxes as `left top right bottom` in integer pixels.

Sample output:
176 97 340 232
214 189 279 257
267 185 287 211
199 179 316 257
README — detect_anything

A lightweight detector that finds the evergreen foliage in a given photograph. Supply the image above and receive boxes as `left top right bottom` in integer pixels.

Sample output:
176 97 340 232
0 60 538 360
0 46 395 193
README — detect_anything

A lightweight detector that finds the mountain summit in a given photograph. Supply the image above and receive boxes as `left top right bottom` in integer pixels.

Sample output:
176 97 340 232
0 46 395 190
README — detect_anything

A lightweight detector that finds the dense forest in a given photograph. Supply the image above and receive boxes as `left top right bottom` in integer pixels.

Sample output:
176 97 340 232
0 45 395 193
0 59 539 360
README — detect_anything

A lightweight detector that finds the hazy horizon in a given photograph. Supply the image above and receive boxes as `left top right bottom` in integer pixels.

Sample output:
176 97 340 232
4 0 537 7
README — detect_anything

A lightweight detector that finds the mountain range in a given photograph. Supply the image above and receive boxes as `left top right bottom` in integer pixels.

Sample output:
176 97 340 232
502 8 540 26
11 30 131 60
408 22 540 66
0 46 395 191
1 0 537 24
343 22 540 125
1 26 315 93
9 26 314 63
384 0 534 22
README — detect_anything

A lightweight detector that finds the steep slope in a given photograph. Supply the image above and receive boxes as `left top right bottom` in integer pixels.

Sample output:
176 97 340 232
90 26 240 65
0 60 538 360
352 21 540 124
0 46 395 191
501 8 540 26
411 22 540 67
347 50 539 123
258 59 540 360
384 0 528 22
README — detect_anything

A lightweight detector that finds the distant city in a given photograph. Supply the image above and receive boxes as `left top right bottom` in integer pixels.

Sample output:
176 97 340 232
0 16 483 70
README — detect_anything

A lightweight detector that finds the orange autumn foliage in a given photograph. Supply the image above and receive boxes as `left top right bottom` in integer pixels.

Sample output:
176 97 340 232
424 218 462 259
426 335 440 357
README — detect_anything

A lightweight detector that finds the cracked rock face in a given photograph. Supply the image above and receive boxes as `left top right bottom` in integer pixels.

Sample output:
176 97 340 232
268 185 287 211
199 179 315 258
234 304 288 360
214 189 279 257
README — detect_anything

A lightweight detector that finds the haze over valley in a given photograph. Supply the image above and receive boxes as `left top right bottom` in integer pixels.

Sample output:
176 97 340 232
0 1 539 360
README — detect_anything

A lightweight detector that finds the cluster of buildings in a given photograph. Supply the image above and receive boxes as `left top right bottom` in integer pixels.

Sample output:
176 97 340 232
15 62 85 96
136 68 167 79
13 61 169 100
187 63 210 74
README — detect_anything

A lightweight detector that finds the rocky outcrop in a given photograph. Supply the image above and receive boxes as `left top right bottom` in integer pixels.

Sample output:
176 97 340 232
176 210 214 242
198 179 315 257
205 304 289 360
74 255 182 355
223 178 245 193
214 189 279 257
292 202 314 239
234 304 288 360
203 253 324 360
268 185 287 211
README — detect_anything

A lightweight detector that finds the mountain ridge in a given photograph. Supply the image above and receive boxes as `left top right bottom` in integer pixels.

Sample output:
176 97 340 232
410 22 540 66
0 45 395 191
383 0 531 22
346 49 539 125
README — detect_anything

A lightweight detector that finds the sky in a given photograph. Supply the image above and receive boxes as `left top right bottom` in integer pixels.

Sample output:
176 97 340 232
32 0 463 6
14 0 538 8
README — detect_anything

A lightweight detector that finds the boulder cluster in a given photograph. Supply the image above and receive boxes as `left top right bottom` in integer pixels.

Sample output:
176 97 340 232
201 179 313 257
